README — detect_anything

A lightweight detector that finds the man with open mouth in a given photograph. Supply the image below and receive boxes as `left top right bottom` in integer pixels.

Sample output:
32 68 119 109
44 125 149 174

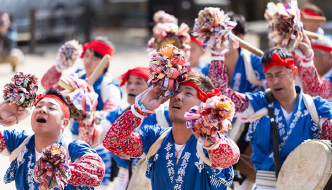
0 88 105 190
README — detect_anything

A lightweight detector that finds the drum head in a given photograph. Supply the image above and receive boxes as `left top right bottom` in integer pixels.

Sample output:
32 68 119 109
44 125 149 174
277 140 332 190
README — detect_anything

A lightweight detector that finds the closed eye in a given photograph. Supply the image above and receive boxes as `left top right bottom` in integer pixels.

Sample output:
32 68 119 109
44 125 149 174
186 91 193 96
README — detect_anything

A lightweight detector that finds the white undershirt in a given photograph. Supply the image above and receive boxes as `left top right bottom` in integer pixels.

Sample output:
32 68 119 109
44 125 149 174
281 107 293 126
35 149 42 161
174 144 185 164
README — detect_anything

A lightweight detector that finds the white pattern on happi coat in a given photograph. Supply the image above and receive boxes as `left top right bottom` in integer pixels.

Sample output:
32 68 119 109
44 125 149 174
165 142 175 183
27 153 35 189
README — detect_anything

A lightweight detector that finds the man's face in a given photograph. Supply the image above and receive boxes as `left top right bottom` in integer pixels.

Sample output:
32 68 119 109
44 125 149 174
303 21 323 33
168 85 201 124
83 49 104 76
126 76 149 105
265 66 297 101
31 98 67 137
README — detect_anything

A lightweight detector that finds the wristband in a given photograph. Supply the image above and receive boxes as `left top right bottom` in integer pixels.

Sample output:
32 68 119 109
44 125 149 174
131 104 151 118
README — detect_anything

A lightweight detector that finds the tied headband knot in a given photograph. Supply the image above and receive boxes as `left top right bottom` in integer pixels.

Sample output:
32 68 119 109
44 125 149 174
184 80 221 101
35 94 70 120
263 52 295 73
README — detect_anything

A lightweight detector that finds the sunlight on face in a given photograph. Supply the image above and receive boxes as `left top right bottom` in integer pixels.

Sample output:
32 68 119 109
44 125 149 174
265 66 297 101
83 49 103 76
126 76 149 105
168 85 201 124
31 98 65 137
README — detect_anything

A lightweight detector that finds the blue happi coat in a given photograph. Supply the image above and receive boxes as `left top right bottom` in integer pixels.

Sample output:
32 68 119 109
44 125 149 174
139 126 234 190
107 106 172 169
3 130 97 190
201 50 264 93
245 87 332 171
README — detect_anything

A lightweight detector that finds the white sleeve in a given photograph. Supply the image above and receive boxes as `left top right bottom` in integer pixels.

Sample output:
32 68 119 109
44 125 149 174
100 76 121 103
235 102 255 118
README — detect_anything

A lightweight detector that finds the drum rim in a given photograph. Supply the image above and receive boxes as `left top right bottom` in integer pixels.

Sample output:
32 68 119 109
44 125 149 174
276 140 332 190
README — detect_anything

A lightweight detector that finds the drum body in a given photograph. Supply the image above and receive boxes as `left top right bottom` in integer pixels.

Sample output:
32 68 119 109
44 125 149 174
277 140 332 190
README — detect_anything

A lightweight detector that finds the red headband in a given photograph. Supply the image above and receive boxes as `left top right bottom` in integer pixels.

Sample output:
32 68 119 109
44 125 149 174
190 36 203 48
312 44 332 52
263 52 296 73
183 80 221 101
119 67 150 87
35 94 70 120
81 40 114 58
302 9 321 17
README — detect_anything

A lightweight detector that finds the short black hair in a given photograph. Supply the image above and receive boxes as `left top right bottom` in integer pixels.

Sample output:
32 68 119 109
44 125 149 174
227 12 247 36
43 88 70 109
261 47 293 68
186 71 215 93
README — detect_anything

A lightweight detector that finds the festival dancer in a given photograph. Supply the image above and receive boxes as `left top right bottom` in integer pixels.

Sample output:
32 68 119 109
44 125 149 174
0 88 105 190
209 45 332 189
103 45 240 190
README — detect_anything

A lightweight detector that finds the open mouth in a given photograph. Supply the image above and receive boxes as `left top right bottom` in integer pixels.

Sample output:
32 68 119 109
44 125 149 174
172 103 181 110
274 88 283 92
128 93 136 97
36 116 47 123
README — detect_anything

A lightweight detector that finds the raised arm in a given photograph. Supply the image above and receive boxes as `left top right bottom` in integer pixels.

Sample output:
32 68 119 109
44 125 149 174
300 63 332 99
294 34 332 98
208 54 229 94
103 83 169 158
41 66 63 90
208 53 249 113
102 108 145 158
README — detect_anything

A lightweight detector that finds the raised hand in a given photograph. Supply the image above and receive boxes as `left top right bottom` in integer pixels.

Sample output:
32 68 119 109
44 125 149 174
297 33 313 59
140 84 171 111
0 102 29 126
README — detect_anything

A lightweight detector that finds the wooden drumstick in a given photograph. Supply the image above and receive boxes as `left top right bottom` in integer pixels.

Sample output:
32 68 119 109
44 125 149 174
232 34 264 57
301 16 326 23
304 30 319 40
87 54 111 86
